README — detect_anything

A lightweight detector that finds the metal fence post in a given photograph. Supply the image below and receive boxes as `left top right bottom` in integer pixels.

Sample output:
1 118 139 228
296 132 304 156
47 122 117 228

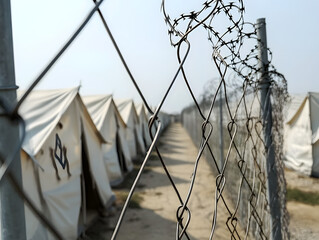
0 1 26 239
256 18 282 240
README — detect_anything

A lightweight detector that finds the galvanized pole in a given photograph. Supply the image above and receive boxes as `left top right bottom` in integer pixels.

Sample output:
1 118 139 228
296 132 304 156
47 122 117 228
219 86 224 169
256 18 282 240
0 1 26 239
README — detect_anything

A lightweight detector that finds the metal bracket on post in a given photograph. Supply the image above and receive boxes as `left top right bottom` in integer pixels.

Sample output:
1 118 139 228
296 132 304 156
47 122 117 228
0 1 27 239
256 18 282 240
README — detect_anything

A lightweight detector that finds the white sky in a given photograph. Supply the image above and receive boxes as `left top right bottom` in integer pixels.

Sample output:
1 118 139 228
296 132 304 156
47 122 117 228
10 0 319 113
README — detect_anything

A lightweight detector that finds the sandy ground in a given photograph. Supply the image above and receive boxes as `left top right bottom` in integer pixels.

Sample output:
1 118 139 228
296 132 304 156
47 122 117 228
285 169 319 239
85 123 319 239
85 123 242 239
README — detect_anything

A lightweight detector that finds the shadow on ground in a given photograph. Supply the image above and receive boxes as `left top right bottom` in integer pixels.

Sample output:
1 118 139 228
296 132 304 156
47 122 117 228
83 207 196 240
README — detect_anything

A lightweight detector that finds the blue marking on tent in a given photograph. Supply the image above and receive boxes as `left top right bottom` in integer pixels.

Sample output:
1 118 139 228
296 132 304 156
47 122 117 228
54 133 66 169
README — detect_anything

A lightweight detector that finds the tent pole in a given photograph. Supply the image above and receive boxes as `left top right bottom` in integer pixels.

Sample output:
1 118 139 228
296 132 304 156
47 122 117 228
0 1 26 239
256 18 282 240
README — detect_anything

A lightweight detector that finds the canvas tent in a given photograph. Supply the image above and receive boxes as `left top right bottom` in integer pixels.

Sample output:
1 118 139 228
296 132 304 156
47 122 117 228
115 99 145 158
18 88 114 239
284 92 319 177
158 111 171 131
135 103 152 148
83 95 133 185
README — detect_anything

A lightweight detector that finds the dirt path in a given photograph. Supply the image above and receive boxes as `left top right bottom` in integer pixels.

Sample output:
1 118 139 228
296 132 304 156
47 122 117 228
86 123 239 239
86 123 319 239
132 123 237 239
288 202 319 239
285 169 319 239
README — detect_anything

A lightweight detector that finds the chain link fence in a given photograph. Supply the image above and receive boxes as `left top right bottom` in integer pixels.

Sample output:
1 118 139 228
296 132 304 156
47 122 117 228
182 86 289 239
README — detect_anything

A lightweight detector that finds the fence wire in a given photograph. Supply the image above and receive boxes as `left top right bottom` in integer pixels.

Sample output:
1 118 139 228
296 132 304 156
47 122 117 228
0 0 289 239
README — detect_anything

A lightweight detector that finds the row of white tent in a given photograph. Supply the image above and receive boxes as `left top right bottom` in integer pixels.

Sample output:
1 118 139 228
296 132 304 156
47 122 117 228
284 92 319 177
18 87 170 239
182 90 319 178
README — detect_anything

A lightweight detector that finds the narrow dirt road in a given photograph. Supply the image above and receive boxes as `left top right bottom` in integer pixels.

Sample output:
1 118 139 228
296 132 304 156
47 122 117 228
87 123 239 239
85 123 319 240
128 122 236 239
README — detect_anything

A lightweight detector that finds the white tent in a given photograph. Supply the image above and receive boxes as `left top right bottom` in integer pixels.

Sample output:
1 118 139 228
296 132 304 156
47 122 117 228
83 95 133 185
158 111 171 131
20 149 48 239
19 88 114 239
115 99 145 158
284 92 319 177
135 103 152 148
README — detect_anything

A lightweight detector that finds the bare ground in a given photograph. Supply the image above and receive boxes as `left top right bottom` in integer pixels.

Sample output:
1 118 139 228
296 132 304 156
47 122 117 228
84 123 319 239
85 123 241 239
285 169 319 239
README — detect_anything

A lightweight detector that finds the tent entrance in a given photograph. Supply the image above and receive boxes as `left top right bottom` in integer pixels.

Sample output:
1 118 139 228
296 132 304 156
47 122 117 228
81 137 102 210
116 132 128 173
141 125 151 150
78 134 103 236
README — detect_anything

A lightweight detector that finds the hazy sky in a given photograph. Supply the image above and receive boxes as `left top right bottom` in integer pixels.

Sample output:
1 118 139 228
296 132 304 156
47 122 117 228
10 0 319 113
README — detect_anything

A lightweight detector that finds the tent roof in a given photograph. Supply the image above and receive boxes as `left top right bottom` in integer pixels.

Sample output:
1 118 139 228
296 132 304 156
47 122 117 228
309 92 319 144
83 94 113 131
285 92 319 144
285 93 308 124
115 99 139 125
18 88 105 156
83 95 127 129
135 103 147 118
